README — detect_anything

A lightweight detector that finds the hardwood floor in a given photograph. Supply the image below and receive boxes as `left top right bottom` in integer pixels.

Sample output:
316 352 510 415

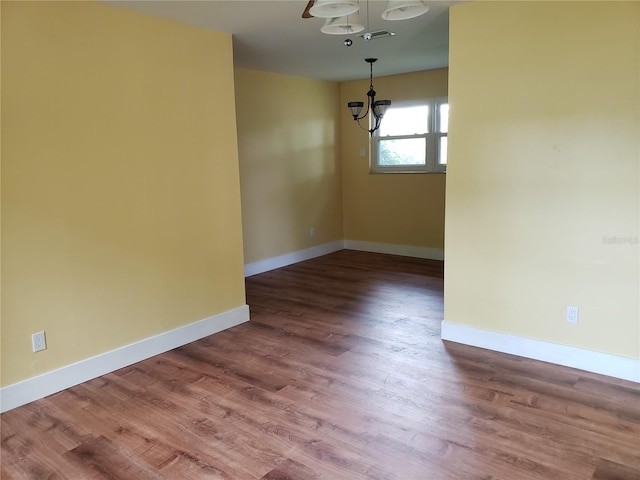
2 250 639 479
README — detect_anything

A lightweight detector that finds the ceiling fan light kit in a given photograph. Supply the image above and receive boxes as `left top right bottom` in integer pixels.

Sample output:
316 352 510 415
321 13 365 35
381 0 430 21
304 0 430 27
309 0 359 18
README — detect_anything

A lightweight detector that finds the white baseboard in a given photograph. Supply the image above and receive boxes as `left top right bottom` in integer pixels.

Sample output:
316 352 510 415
0 305 250 413
244 240 345 277
441 320 640 383
345 240 444 261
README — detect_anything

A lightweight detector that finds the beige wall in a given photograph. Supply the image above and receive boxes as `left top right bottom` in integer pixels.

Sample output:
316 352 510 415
1 2 246 386
340 69 448 250
445 1 639 358
234 68 343 264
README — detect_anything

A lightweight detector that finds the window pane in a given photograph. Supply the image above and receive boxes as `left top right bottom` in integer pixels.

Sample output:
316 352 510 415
379 105 429 136
438 136 447 165
379 138 426 166
438 103 449 133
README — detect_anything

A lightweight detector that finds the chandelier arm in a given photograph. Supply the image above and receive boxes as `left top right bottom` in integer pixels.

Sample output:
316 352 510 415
356 83 376 121
355 118 370 133
356 112 381 134
355 100 371 122
372 113 381 133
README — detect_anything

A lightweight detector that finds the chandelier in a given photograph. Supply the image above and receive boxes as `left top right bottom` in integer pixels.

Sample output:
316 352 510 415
347 58 391 135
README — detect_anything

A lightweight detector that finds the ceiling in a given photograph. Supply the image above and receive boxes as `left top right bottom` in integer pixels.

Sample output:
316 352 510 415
106 0 454 82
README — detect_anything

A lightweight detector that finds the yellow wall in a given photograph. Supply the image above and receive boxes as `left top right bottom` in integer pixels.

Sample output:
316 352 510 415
234 68 343 264
445 2 639 358
340 69 448 250
1 1 246 386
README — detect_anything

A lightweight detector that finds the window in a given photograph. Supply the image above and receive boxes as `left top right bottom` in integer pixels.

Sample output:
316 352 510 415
371 98 448 174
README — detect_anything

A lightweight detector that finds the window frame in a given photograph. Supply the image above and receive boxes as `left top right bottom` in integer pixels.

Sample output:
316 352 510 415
370 97 448 174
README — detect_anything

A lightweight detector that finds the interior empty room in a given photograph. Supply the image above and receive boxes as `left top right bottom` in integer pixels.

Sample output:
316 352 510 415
1 1 639 478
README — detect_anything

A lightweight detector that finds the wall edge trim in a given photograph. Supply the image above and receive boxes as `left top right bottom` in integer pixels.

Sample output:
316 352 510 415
345 240 445 261
441 320 640 383
0 305 250 413
244 241 345 277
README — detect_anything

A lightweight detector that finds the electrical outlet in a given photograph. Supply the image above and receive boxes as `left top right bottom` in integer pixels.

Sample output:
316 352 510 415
310 227 315 238
32 331 47 352
566 306 579 324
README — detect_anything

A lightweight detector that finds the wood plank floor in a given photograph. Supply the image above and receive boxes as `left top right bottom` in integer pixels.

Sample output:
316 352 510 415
2 250 639 479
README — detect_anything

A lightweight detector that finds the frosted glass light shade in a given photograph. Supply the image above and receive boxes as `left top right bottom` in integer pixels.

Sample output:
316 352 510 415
321 13 365 35
348 101 364 118
373 100 391 118
310 0 359 18
381 0 429 20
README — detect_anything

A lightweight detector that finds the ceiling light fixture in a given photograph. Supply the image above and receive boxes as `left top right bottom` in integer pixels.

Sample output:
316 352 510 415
321 12 365 35
310 0 359 18
347 58 391 136
381 0 429 21
304 0 430 31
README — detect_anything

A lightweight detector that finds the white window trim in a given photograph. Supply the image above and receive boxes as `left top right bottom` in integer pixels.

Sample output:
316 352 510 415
371 97 448 174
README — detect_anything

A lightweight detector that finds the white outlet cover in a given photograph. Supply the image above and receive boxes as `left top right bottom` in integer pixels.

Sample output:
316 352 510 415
32 331 47 352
